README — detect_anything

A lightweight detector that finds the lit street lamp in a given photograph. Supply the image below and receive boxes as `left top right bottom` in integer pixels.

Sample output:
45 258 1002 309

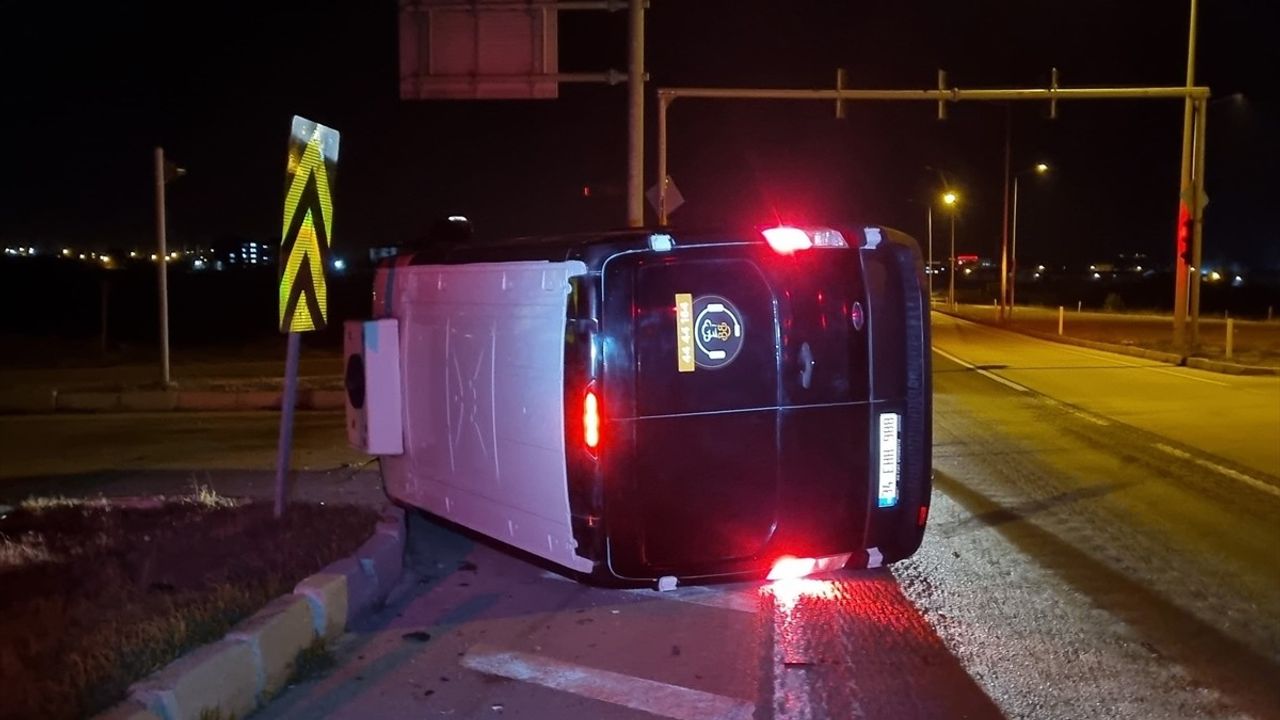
943 191 959 309
1010 162 1049 316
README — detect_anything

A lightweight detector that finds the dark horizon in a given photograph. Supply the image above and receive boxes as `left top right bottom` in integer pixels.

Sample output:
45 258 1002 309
2 1 1276 270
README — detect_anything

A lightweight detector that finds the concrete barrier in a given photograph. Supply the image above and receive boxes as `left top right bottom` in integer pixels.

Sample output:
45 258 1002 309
226 595 318 701
130 640 258 720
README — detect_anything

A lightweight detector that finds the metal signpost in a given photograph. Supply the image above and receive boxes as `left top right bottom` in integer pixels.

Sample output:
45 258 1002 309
275 116 340 519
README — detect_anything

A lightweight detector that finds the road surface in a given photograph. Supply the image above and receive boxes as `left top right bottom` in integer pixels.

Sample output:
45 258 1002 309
3 315 1277 718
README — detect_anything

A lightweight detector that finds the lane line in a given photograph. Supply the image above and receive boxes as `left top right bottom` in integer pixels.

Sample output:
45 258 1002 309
932 347 1030 393
1154 443 1280 499
462 644 755 720
1042 398 1111 426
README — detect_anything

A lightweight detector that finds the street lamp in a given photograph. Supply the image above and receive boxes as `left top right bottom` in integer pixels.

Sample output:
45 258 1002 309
1010 162 1050 316
942 191 959 310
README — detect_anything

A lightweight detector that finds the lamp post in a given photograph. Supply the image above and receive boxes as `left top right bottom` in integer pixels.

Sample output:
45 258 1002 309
943 191 958 309
1010 162 1049 317
926 203 934 300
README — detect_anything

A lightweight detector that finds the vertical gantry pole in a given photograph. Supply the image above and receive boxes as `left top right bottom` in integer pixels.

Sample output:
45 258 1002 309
657 92 671 225
626 0 645 227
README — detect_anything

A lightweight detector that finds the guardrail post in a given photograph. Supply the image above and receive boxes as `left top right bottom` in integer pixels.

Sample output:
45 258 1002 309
1225 317 1234 359
1058 306 1065 336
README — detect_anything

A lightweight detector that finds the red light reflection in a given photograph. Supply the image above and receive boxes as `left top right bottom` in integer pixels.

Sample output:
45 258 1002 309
763 577 838 614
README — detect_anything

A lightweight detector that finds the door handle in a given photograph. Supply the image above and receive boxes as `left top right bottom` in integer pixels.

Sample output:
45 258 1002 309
799 341 815 390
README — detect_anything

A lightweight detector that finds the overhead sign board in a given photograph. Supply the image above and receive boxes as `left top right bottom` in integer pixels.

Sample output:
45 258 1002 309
399 0 560 100
279 116 339 333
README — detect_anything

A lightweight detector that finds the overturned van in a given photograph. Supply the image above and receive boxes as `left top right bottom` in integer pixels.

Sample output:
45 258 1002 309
344 224 932 585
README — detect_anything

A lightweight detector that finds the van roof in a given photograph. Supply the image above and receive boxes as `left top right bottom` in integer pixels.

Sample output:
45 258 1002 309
393 223 915 273
402 227 763 273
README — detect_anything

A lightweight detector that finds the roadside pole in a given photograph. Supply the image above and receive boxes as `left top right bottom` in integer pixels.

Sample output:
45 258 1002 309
154 148 171 386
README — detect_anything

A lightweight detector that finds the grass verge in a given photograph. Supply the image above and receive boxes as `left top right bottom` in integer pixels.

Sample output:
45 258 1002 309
0 488 378 720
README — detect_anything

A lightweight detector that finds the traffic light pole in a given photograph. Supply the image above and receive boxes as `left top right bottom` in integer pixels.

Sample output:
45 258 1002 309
1174 0 1199 351
1189 96 1208 348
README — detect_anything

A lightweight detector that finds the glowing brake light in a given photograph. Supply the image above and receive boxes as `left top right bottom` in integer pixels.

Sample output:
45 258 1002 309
768 555 816 581
583 389 601 450
762 227 812 254
762 226 848 255
767 552 852 581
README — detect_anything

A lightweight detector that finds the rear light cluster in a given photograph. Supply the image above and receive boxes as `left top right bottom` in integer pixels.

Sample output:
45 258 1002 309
761 226 849 255
583 386 601 451
767 552 852 581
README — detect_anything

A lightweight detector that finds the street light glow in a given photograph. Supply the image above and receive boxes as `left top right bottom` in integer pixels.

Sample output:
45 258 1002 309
1035 163 1049 173
942 191 958 206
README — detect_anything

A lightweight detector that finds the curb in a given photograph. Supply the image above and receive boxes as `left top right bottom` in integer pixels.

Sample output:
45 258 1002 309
1019 330 1184 365
0 387 347 414
1185 356 1280 376
935 309 1278 375
94 505 406 720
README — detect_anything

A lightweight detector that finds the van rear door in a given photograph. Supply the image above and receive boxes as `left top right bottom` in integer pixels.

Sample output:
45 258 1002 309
601 245 781 578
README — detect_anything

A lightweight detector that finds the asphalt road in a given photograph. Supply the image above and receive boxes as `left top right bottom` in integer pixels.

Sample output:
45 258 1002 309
3 315 1278 718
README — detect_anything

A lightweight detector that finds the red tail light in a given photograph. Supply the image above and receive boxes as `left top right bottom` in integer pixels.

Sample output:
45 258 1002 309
767 552 851 581
768 555 816 581
762 226 812 254
583 388 600 450
762 226 849 255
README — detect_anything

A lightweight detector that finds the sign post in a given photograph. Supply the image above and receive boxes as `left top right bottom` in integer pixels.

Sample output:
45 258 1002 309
275 116 340 519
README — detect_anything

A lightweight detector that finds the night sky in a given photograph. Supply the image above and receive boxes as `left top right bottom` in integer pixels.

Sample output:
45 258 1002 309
2 1 1276 269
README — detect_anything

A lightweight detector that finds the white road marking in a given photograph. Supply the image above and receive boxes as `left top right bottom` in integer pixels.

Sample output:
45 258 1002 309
932 347 1030 393
1053 345 1229 387
1154 443 1280 498
1153 443 1192 460
461 644 755 720
1043 399 1112 427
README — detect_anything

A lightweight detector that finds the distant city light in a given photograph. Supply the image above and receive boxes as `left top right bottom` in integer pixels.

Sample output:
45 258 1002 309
193 258 206 270
1093 272 1102 279
130 251 138 258
1209 271 1222 282
1135 265 1143 272
447 215 469 222
150 253 158 261
332 258 347 271
79 253 86 260
62 248 72 257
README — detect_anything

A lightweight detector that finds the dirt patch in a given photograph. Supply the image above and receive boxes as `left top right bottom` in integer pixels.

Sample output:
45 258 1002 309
0 491 378 720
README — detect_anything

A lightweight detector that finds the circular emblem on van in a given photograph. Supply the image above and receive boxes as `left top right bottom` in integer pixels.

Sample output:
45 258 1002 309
692 295 744 369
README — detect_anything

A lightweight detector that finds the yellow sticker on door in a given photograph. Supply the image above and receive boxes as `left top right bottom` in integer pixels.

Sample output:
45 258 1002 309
676 293 695 372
